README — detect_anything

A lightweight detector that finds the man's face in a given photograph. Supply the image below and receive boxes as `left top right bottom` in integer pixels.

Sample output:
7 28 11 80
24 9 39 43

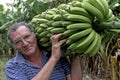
10 25 38 56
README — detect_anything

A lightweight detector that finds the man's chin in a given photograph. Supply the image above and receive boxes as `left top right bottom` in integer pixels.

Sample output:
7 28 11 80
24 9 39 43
24 50 35 56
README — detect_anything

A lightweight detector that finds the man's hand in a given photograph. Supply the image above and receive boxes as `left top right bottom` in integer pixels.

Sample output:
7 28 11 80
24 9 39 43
50 33 66 61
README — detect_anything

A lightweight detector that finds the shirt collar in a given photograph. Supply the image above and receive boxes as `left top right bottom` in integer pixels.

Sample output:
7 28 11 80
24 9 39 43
14 52 26 63
14 50 49 63
42 49 50 57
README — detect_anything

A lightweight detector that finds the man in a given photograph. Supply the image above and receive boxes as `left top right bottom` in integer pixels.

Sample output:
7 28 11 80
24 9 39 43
5 22 82 80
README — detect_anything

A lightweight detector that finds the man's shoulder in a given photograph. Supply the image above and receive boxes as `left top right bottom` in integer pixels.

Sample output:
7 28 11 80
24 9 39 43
5 57 17 68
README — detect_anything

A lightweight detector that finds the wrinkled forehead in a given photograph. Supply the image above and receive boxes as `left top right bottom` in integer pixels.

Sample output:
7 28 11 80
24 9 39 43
10 26 31 41
12 25 30 32
11 25 31 35
16 25 30 32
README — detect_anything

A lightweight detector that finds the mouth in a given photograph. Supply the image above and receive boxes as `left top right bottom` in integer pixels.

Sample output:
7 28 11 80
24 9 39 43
24 46 32 51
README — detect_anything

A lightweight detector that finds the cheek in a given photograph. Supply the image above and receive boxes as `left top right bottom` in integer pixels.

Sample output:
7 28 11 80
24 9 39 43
15 47 23 52
31 36 37 47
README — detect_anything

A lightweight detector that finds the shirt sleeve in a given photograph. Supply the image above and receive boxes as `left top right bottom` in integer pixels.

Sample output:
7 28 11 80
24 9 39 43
5 60 28 80
60 57 71 76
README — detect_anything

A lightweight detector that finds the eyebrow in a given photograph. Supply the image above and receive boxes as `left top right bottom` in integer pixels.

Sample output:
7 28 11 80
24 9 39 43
14 33 32 42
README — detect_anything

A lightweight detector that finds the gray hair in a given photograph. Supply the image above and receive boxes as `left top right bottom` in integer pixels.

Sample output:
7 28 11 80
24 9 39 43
7 22 34 45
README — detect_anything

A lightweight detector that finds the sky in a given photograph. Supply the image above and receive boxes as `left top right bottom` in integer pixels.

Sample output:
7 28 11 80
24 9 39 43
0 0 14 9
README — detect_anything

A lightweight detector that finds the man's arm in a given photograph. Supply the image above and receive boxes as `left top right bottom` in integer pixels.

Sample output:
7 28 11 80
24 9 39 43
65 56 82 80
32 56 58 80
66 56 83 80
32 34 66 80
70 56 83 80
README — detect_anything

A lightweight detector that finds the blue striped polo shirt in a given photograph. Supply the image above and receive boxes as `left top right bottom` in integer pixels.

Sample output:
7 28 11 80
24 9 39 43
5 50 71 80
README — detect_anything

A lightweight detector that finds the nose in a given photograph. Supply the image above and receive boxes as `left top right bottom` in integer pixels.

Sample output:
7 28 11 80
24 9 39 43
21 39 29 46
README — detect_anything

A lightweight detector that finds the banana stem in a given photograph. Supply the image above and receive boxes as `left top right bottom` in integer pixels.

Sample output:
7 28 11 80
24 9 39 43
93 21 120 32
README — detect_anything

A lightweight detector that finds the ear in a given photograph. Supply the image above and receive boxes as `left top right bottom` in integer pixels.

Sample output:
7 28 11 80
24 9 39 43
12 44 17 50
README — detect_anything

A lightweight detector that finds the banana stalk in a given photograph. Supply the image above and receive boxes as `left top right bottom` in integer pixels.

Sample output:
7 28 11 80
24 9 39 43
93 21 120 32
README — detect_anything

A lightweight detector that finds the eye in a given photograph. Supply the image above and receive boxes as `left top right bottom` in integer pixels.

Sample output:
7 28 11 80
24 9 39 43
24 34 31 40
25 35 30 39
15 40 22 45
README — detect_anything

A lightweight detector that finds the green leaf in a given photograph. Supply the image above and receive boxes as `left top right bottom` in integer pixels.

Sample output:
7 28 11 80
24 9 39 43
26 0 34 4
0 4 3 11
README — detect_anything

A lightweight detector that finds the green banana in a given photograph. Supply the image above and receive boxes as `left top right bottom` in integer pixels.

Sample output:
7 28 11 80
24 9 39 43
67 23 92 30
52 21 73 27
39 24 48 28
66 6 92 19
86 0 105 19
34 14 41 18
84 32 98 55
46 27 54 31
46 21 54 26
40 12 46 17
36 27 44 33
34 27 40 32
69 28 92 41
82 1 104 22
40 37 50 43
67 36 86 50
52 21 63 27
53 14 63 21
39 31 49 37
50 28 66 34
35 32 38 36
47 10 57 15
106 14 116 22
106 9 113 20
51 8 60 13
71 1 82 7
66 14 92 23
58 4 69 10
96 0 106 17
89 33 101 57
62 29 78 38
46 33 52 37
62 21 73 27
43 14 54 20
76 30 95 50
99 0 109 17
31 18 48 23
75 47 86 54
41 42 51 47
66 39 75 46
58 9 68 14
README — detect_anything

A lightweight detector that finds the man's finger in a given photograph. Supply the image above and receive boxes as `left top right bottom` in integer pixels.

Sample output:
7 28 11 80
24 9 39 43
50 33 63 43
58 39 67 46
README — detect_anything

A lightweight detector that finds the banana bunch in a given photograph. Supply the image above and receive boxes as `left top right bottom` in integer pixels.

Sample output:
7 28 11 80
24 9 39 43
81 0 116 22
64 25 102 56
31 0 114 57
31 8 68 52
